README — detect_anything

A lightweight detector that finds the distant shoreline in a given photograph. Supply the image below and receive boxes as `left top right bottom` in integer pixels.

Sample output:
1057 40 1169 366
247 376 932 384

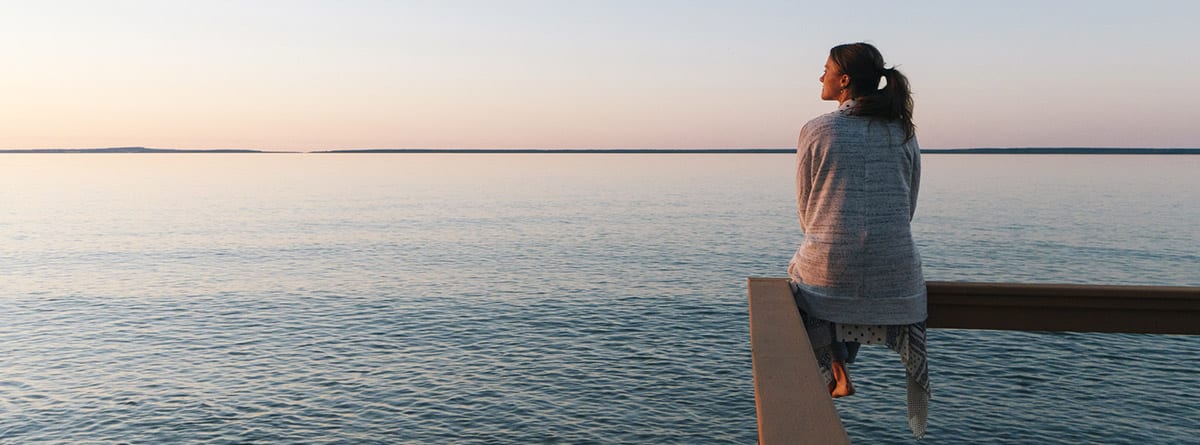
0 147 275 154
2 147 1198 155
312 148 795 154
919 148 1200 154
317 148 1200 155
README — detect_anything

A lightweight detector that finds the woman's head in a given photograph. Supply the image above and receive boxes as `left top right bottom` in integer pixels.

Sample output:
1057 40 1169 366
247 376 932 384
821 42 915 141
826 43 888 99
819 57 851 102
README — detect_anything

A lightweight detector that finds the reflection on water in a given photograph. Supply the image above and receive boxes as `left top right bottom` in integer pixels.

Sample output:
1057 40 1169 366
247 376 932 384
2 154 1198 443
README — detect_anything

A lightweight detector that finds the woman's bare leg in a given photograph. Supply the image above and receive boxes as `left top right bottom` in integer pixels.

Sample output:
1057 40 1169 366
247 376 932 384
830 360 855 398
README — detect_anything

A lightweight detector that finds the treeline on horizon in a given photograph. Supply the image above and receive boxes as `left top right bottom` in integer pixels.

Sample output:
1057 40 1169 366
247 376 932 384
2 147 1199 155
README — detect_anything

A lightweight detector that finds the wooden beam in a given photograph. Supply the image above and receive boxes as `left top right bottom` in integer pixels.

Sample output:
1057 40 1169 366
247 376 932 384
747 277 851 445
926 281 1200 334
749 278 1200 334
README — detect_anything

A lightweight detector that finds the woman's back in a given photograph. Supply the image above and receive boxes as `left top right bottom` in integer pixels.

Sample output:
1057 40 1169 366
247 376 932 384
788 104 925 325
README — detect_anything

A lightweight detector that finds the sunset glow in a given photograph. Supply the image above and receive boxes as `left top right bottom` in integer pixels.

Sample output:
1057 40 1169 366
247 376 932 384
2 1 1197 150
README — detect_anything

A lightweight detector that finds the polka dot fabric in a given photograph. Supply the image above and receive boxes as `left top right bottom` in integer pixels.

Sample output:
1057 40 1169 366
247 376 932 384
837 323 888 344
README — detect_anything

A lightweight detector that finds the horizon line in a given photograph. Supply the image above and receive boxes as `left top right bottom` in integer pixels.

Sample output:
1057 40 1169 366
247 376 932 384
2 146 1200 155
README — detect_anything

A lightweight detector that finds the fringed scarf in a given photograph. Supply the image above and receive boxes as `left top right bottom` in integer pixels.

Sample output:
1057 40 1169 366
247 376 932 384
792 281 930 439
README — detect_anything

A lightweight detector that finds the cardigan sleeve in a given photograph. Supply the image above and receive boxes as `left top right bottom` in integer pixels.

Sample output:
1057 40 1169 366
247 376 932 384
795 119 830 234
795 133 810 234
909 141 921 220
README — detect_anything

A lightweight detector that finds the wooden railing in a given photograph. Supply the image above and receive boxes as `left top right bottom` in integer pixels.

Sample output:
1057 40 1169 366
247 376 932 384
747 278 1200 444
925 281 1199 334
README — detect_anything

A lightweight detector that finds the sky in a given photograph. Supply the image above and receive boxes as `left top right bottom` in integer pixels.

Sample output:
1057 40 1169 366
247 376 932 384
2 0 1198 150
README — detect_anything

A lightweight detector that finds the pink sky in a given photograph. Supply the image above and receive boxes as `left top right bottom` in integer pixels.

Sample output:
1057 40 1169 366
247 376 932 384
2 1 1197 150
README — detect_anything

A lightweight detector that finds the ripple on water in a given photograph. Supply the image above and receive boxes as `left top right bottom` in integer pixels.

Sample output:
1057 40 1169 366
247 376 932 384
3 154 1198 443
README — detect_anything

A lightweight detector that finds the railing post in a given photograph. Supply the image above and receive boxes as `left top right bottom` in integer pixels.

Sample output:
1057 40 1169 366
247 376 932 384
748 277 851 444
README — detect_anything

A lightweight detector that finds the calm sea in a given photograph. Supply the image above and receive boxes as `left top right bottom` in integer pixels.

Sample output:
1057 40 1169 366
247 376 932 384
2 154 1197 444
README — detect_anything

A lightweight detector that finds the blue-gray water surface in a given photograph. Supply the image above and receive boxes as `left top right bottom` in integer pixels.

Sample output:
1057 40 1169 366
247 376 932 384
2 154 1198 444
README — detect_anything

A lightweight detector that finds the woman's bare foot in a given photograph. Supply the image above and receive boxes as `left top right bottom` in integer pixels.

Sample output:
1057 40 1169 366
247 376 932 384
830 361 855 398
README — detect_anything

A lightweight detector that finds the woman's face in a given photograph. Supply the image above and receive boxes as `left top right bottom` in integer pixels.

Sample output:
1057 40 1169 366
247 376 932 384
819 56 849 102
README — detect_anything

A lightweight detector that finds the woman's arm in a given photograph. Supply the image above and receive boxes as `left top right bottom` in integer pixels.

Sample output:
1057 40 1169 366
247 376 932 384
909 140 921 220
796 133 811 233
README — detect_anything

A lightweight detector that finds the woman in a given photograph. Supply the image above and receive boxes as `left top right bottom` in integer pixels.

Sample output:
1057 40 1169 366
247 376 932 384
788 42 929 438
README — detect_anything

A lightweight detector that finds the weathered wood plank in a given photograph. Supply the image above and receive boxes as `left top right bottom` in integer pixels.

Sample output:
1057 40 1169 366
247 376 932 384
925 281 1200 334
747 277 851 445
751 278 1200 335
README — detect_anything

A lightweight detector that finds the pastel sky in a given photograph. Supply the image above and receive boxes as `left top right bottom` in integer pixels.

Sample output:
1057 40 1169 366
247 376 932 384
2 0 1198 150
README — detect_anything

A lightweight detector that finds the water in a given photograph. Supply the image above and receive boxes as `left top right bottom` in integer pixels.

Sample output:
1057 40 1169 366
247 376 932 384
1 154 1197 444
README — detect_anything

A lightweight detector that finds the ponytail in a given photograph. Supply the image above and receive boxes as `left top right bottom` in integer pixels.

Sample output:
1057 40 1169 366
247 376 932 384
862 67 915 141
829 43 916 141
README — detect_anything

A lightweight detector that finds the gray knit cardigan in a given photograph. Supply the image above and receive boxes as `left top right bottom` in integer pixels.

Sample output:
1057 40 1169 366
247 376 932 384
787 101 926 325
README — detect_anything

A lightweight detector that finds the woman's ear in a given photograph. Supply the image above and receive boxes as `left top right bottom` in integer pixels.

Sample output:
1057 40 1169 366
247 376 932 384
839 74 851 89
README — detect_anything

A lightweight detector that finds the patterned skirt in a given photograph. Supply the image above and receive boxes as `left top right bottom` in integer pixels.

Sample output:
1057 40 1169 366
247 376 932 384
790 281 930 439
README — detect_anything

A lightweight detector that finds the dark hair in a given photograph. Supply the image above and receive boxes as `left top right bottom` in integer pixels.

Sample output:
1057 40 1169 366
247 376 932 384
829 42 915 141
